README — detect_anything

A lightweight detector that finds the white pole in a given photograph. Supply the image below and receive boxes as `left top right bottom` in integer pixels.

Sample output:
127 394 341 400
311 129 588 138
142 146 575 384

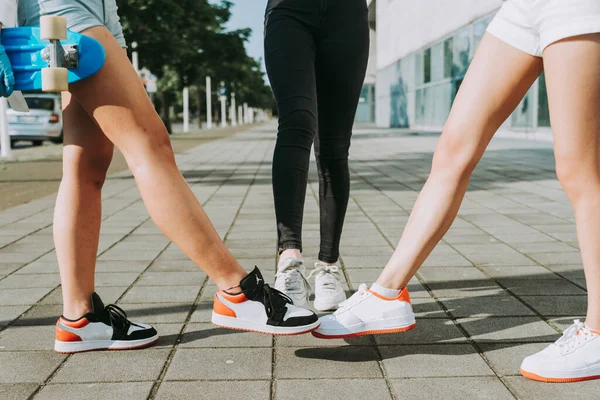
206 76 212 130
230 93 237 127
132 42 139 75
220 97 227 128
0 98 10 158
243 102 249 124
183 86 189 133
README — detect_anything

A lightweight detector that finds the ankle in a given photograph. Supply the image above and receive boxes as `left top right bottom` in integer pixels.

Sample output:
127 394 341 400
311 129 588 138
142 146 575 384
317 260 338 266
62 301 93 320
371 282 401 298
280 249 303 261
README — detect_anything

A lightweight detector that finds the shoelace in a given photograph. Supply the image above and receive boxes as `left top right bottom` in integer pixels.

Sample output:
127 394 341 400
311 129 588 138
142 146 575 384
103 304 134 332
334 283 369 314
260 283 294 318
275 260 311 293
307 263 343 291
555 319 595 355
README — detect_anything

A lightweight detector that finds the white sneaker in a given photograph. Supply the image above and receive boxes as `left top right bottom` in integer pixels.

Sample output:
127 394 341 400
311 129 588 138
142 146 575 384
521 319 600 382
312 283 416 339
274 258 311 307
308 262 347 311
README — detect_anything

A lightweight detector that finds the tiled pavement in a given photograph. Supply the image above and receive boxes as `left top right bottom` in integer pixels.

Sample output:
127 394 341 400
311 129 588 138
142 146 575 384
0 123 594 399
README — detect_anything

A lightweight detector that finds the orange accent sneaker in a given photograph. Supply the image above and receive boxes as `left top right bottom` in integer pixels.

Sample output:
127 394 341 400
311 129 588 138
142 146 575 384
521 320 600 382
312 283 416 339
212 267 319 335
54 293 158 353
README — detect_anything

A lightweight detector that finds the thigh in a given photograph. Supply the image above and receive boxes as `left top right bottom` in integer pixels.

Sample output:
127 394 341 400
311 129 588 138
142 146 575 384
436 33 543 162
61 92 114 172
65 26 170 161
315 1 369 155
264 9 318 126
542 34 600 168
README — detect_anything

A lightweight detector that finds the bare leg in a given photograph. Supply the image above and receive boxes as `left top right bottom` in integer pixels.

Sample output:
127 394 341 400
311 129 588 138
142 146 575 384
66 26 246 289
542 34 600 329
376 34 543 289
54 93 113 319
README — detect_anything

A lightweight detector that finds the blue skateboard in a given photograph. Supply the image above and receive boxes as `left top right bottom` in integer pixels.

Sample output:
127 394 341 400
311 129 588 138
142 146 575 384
1 16 105 92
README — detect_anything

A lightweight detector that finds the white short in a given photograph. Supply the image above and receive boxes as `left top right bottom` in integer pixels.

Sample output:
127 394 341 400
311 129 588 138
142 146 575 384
487 0 600 57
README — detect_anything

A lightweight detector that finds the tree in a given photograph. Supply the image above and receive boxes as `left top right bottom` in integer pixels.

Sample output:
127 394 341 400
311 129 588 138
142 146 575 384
117 0 274 131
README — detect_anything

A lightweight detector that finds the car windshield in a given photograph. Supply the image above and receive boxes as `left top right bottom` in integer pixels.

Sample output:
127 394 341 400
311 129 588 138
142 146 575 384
23 98 55 111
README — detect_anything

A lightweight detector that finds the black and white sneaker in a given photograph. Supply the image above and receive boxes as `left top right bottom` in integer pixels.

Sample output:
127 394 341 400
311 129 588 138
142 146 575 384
211 267 320 335
54 292 159 354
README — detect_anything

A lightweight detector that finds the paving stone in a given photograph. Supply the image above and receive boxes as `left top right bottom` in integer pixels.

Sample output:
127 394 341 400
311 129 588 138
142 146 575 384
40 286 127 305
136 271 206 286
146 260 199 272
391 377 514 400
0 383 38 400
427 279 505 298
439 295 535 317
374 319 467 345
179 323 272 348
527 251 582 266
548 316 587 332
0 274 60 288
276 379 392 400
166 348 272 380
411 297 446 318
0 351 65 383
98 249 160 261
340 255 392 269
120 285 199 303
0 263 24 275
520 295 587 317
94 260 150 273
505 376 600 398
418 266 487 283
0 305 29 327
479 265 557 280
156 381 271 400
0 324 55 350
276 346 382 379
120 303 192 323
52 349 169 383
275 332 371 348
35 382 154 400
457 317 560 343
0 287 53 305
480 343 550 376
379 344 493 377
498 278 586 295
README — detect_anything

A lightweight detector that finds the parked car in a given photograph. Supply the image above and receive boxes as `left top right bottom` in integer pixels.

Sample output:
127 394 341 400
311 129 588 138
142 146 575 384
7 93 63 147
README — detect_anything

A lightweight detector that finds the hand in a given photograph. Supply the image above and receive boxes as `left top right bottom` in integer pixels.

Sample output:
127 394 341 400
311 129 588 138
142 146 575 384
0 44 15 97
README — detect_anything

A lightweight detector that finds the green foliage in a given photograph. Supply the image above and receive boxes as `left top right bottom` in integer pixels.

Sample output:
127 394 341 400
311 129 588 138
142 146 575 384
117 0 273 112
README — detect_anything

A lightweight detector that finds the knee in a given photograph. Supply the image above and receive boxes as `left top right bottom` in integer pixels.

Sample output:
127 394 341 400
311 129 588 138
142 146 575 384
125 129 176 175
430 126 482 182
555 155 597 201
62 146 113 190
277 108 316 146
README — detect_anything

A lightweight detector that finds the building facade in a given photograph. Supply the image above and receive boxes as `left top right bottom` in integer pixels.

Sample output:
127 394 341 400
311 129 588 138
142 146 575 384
368 0 552 140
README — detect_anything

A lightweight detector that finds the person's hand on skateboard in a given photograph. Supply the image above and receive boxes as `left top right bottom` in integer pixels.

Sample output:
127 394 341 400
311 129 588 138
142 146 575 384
0 26 15 97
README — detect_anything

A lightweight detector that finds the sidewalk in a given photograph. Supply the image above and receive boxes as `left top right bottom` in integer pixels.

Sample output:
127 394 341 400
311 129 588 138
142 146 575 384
0 123 592 400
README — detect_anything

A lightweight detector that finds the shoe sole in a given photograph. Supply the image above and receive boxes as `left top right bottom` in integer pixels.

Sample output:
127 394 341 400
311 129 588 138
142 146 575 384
54 335 159 354
212 313 320 336
520 368 600 383
312 322 416 339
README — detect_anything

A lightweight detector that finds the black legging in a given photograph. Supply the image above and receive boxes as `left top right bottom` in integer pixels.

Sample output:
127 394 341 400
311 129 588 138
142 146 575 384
265 0 369 263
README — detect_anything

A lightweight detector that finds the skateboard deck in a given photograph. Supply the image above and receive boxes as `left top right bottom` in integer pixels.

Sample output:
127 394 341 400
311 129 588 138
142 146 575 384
1 26 105 91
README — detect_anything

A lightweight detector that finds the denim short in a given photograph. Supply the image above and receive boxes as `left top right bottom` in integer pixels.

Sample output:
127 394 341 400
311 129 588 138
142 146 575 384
18 0 126 47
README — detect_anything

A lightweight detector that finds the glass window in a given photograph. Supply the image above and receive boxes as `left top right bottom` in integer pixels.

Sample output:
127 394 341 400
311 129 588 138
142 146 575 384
453 28 471 78
423 48 431 84
473 16 493 47
431 43 443 82
512 89 534 128
538 73 551 127
23 97 55 111
415 52 423 86
444 38 453 79
415 88 424 125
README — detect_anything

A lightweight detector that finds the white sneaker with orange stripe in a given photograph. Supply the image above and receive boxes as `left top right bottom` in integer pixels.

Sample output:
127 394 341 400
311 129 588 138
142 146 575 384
212 267 320 335
55 293 158 354
521 320 600 383
312 283 416 339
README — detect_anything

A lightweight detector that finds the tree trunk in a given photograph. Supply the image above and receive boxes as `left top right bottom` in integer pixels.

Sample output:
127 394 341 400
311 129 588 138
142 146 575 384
160 90 172 134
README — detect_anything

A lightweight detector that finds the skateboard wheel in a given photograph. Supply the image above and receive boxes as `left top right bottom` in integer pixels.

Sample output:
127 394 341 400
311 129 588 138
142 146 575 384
40 16 67 41
42 67 69 92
